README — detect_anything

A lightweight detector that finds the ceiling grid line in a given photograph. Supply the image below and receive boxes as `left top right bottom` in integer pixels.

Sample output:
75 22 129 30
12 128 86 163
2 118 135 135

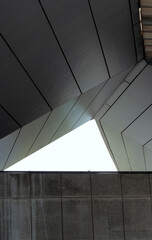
0 33 53 112
37 0 82 94
87 0 111 78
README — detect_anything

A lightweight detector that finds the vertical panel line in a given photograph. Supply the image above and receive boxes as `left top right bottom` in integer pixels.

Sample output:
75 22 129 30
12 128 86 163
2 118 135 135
120 174 126 240
60 174 64 240
89 173 95 240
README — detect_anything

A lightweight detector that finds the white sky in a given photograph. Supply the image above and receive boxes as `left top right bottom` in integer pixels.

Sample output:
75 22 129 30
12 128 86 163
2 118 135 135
5 120 117 172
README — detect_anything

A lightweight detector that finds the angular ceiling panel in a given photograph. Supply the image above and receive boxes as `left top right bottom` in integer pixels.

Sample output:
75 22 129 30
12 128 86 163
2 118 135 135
0 36 50 126
40 0 109 92
0 129 20 169
0 107 20 139
90 0 137 76
101 65 152 132
123 106 152 145
27 98 78 156
0 0 80 108
4 112 50 170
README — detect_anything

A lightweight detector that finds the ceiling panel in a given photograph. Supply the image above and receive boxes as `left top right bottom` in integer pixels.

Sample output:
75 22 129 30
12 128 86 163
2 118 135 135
90 0 137 76
0 36 50 126
4 113 50 170
51 83 102 142
40 0 109 92
124 60 147 83
106 82 129 106
93 105 110 121
101 65 152 132
73 67 133 129
123 135 146 171
0 0 80 108
144 146 152 170
0 130 20 170
0 107 20 139
123 106 152 145
101 122 131 171
27 98 78 156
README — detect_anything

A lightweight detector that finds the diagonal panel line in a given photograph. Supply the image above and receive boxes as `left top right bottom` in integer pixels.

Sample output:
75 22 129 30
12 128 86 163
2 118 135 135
37 0 82 94
2 128 22 170
0 33 53 111
99 62 148 122
0 103 21 127
87 0 111 78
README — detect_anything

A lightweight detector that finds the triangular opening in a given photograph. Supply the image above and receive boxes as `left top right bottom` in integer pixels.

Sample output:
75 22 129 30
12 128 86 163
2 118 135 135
5 120 117 171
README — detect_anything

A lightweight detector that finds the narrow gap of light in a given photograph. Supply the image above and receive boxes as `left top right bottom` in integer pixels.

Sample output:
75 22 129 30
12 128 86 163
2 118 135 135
5 120 117 172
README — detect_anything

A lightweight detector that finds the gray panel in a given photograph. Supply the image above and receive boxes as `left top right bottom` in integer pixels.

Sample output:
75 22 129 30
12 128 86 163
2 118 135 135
40 0 109 92
9 173 30 198
121 174 150 197
73 67 132 129
124 198 152 240
91 173 121 198
93 104 110 121
93 198 124 240
32 199 62 240
0 36 50 126
0 0 80 108
31 173 61 198
0 107 19 139
90 0 136 76
0 130 19 170
51 83 104 142
61 173 91 197
27 98 78 156
4 113 50 169
62 198 93 240
123 106 152 145
101 123 131 171
134 23 144 61
144 146 152 171
101 65 152 132
123 135 146 171
0 173 9 198
106 82 129 106
0 199 31 240
124 60 147 83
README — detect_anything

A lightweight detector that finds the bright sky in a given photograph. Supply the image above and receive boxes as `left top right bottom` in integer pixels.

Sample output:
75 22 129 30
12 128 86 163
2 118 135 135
5 120 117 172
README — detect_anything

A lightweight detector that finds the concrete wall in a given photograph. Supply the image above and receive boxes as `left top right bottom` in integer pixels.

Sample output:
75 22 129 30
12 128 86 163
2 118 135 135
0 172 152 239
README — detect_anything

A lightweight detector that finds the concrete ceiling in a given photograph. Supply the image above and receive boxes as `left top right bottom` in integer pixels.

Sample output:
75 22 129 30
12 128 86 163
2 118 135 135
1 0 151 171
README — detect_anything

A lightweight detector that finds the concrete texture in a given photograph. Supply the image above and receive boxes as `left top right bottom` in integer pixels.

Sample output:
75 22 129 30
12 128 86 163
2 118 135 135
1 172 152 240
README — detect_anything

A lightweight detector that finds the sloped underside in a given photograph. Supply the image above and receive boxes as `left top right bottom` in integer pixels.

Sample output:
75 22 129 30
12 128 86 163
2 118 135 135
1 0 151 171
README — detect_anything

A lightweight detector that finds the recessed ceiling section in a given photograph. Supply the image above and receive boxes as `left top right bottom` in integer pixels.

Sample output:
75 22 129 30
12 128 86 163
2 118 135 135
0 0 81 109
0 36 50 126
39 0 109 92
